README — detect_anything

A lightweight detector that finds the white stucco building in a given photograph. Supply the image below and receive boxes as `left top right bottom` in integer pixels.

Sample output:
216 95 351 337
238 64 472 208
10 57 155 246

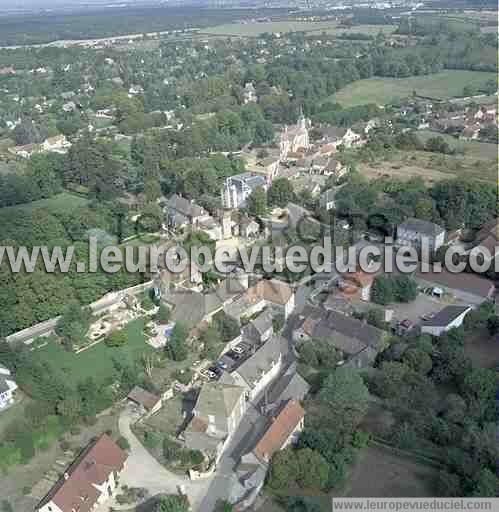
0 364 17 410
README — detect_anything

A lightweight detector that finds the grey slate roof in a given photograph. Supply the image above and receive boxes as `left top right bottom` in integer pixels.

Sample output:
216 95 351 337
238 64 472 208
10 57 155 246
398 218 445 237
194 379 245 420
269 371 310 406
166 194 205 221
247 310 273 337
423 305 471 327
302 308 385 355
232 335 283 386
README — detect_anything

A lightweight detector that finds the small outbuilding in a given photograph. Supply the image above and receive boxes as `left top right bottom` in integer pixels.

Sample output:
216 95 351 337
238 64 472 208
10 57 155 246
127 386 162 415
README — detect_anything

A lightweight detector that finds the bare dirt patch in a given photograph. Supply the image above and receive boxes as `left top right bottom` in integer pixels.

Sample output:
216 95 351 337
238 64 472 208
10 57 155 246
359 161 453 184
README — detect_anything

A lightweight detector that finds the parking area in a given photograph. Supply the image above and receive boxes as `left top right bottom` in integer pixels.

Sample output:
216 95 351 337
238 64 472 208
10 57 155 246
388 293 448 326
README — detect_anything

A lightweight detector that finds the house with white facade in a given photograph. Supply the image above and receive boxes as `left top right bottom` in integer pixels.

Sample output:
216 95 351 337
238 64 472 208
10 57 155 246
230 335 283 402
421 305 472 336
396 218 446 253
36 434 127 512
221 172 267 209
0 364 17 410
41 135 72 154
182 374 246 462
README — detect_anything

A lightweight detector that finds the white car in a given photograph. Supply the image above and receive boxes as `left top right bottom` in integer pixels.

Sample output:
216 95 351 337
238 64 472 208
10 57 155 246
232 346 245 354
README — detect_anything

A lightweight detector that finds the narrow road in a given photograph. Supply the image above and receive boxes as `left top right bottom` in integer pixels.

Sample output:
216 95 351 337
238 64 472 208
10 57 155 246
99 407 213 511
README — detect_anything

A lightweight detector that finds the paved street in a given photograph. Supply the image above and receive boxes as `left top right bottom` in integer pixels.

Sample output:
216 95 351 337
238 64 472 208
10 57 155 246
98 407 213 511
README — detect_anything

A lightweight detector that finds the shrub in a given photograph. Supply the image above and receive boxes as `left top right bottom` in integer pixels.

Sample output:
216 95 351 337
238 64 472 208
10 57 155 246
105 330 127 347
117 436 130 451
163 437 181 462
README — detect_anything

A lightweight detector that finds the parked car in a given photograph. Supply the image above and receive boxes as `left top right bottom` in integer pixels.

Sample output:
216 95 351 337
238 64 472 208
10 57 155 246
232 346 245 354
421 312 435 321
217 360 228 370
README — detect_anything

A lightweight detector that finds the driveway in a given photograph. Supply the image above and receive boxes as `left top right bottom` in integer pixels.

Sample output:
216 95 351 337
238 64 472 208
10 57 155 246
98 406 213 511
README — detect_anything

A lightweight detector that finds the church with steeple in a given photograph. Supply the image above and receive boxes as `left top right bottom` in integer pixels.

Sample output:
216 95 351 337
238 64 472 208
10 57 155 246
279 109 311 161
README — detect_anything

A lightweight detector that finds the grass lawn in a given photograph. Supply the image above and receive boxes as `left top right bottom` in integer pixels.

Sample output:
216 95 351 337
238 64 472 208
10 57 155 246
331 71 497 107
33 318 153 387
417 130 498 160
5 192 88 214
335 444 438 497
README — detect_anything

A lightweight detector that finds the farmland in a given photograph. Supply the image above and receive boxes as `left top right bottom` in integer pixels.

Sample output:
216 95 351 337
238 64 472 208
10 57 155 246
32 318 152 387
417 130 498 160
357 150 497 184
202 21 396 38
331 71 497 107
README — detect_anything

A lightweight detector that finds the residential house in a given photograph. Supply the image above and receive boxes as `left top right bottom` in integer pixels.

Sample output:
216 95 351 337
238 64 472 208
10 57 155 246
460 125 480 141
473 219 499 263
163 194 211 230
128 85 144 96
127 386 162 416
280 112 311 161
322 158 345 178
319 189 336 211
182 374 246 462
62 101 77 112
339 270 378 301
421 305 472 336
252 399 305 464
0 67 15 76
41 134 72 154
396 218 446 253
36 434 127 512
473 105 497 120
243 82 258 104
8 143 39 158
230 335 284 401
415 267 495 306
221 173 267 209
239 216 260 239
293 308 387 368
0 364 18 410
317 126 362 151
252 279 295 319
249 155 280 185
245 310 274 344
231 400 305 509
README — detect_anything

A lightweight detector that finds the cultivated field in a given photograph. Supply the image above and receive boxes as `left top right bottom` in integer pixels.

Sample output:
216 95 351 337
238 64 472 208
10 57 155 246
358 150 497 184
331 71 497 107
202 21 396 38
338 444 438 498
417 130 498 160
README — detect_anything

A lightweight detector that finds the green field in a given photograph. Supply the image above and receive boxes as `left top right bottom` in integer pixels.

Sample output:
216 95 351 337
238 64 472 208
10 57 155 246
202 20 395 38
33 319 152 386
417 130 498 160
331 71 497 107
4 192 88 214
